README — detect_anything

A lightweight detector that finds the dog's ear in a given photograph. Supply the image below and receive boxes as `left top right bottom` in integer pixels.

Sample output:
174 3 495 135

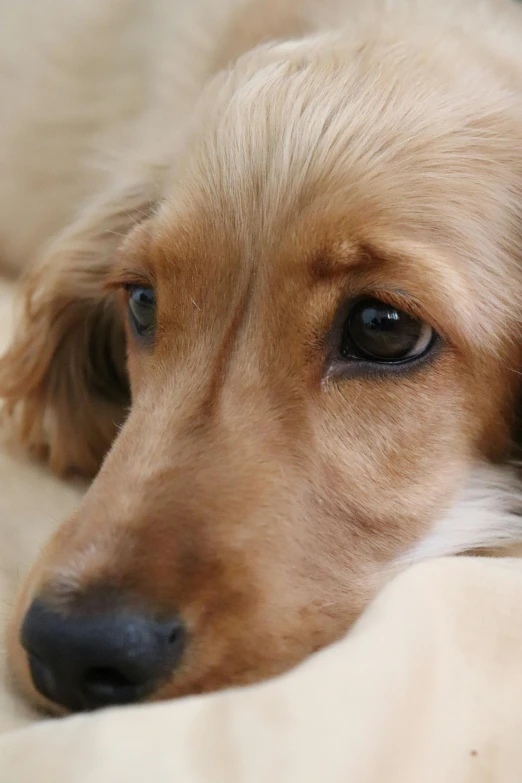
0 181 157 477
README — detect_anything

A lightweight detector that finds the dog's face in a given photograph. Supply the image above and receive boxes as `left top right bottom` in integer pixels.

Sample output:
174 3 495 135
9 35 522 711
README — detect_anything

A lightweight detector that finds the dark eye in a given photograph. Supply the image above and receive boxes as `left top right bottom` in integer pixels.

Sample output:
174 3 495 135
127 285 156 339
340 297 434 363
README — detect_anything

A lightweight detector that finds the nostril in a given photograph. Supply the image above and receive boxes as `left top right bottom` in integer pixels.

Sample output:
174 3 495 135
81 666 140 704
83 667 134 691
167 621 184 646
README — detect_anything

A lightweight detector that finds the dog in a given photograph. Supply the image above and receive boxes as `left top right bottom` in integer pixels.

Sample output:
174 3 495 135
1 0 522 714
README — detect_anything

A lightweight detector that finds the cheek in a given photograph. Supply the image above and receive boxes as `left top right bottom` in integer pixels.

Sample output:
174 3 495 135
314 366 474 541
125 341 149 394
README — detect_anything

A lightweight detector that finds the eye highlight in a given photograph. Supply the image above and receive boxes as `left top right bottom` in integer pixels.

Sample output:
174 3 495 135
336 296 436 367
126 285 156 340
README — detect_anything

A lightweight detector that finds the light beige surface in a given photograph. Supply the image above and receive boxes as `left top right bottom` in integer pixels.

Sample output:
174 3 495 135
0 280 85 735
2 279 522 782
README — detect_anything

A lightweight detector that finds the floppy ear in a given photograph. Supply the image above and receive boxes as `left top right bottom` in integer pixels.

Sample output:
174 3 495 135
0 181 157 477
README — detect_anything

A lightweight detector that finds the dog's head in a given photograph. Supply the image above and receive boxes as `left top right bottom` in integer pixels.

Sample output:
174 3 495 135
5 30 522 711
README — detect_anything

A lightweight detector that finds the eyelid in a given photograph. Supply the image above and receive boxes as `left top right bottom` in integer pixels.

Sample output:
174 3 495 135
103 268 155 292
122 282 155 295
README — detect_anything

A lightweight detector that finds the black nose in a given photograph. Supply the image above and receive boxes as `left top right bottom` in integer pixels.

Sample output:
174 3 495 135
21 598 185 711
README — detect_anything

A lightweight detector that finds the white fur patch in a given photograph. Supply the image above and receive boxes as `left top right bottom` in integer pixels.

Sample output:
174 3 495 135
398 463 522 565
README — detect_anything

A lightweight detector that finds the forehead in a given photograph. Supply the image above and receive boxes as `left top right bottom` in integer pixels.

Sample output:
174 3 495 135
157 34 519 243
124 37 522 350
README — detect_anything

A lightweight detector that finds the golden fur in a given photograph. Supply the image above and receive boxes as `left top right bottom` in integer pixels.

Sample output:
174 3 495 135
2 0 522 709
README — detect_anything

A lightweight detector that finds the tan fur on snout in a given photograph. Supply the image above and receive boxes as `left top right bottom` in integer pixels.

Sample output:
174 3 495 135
3 0 522 708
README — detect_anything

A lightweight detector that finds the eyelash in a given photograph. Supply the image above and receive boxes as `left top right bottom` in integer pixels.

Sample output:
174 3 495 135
325 336 442 383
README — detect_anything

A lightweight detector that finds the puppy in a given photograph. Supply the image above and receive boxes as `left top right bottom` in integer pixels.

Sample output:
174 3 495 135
2 0 522 713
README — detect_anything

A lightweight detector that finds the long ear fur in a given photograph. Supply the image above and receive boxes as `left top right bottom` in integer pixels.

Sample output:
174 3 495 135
0 182 156 477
